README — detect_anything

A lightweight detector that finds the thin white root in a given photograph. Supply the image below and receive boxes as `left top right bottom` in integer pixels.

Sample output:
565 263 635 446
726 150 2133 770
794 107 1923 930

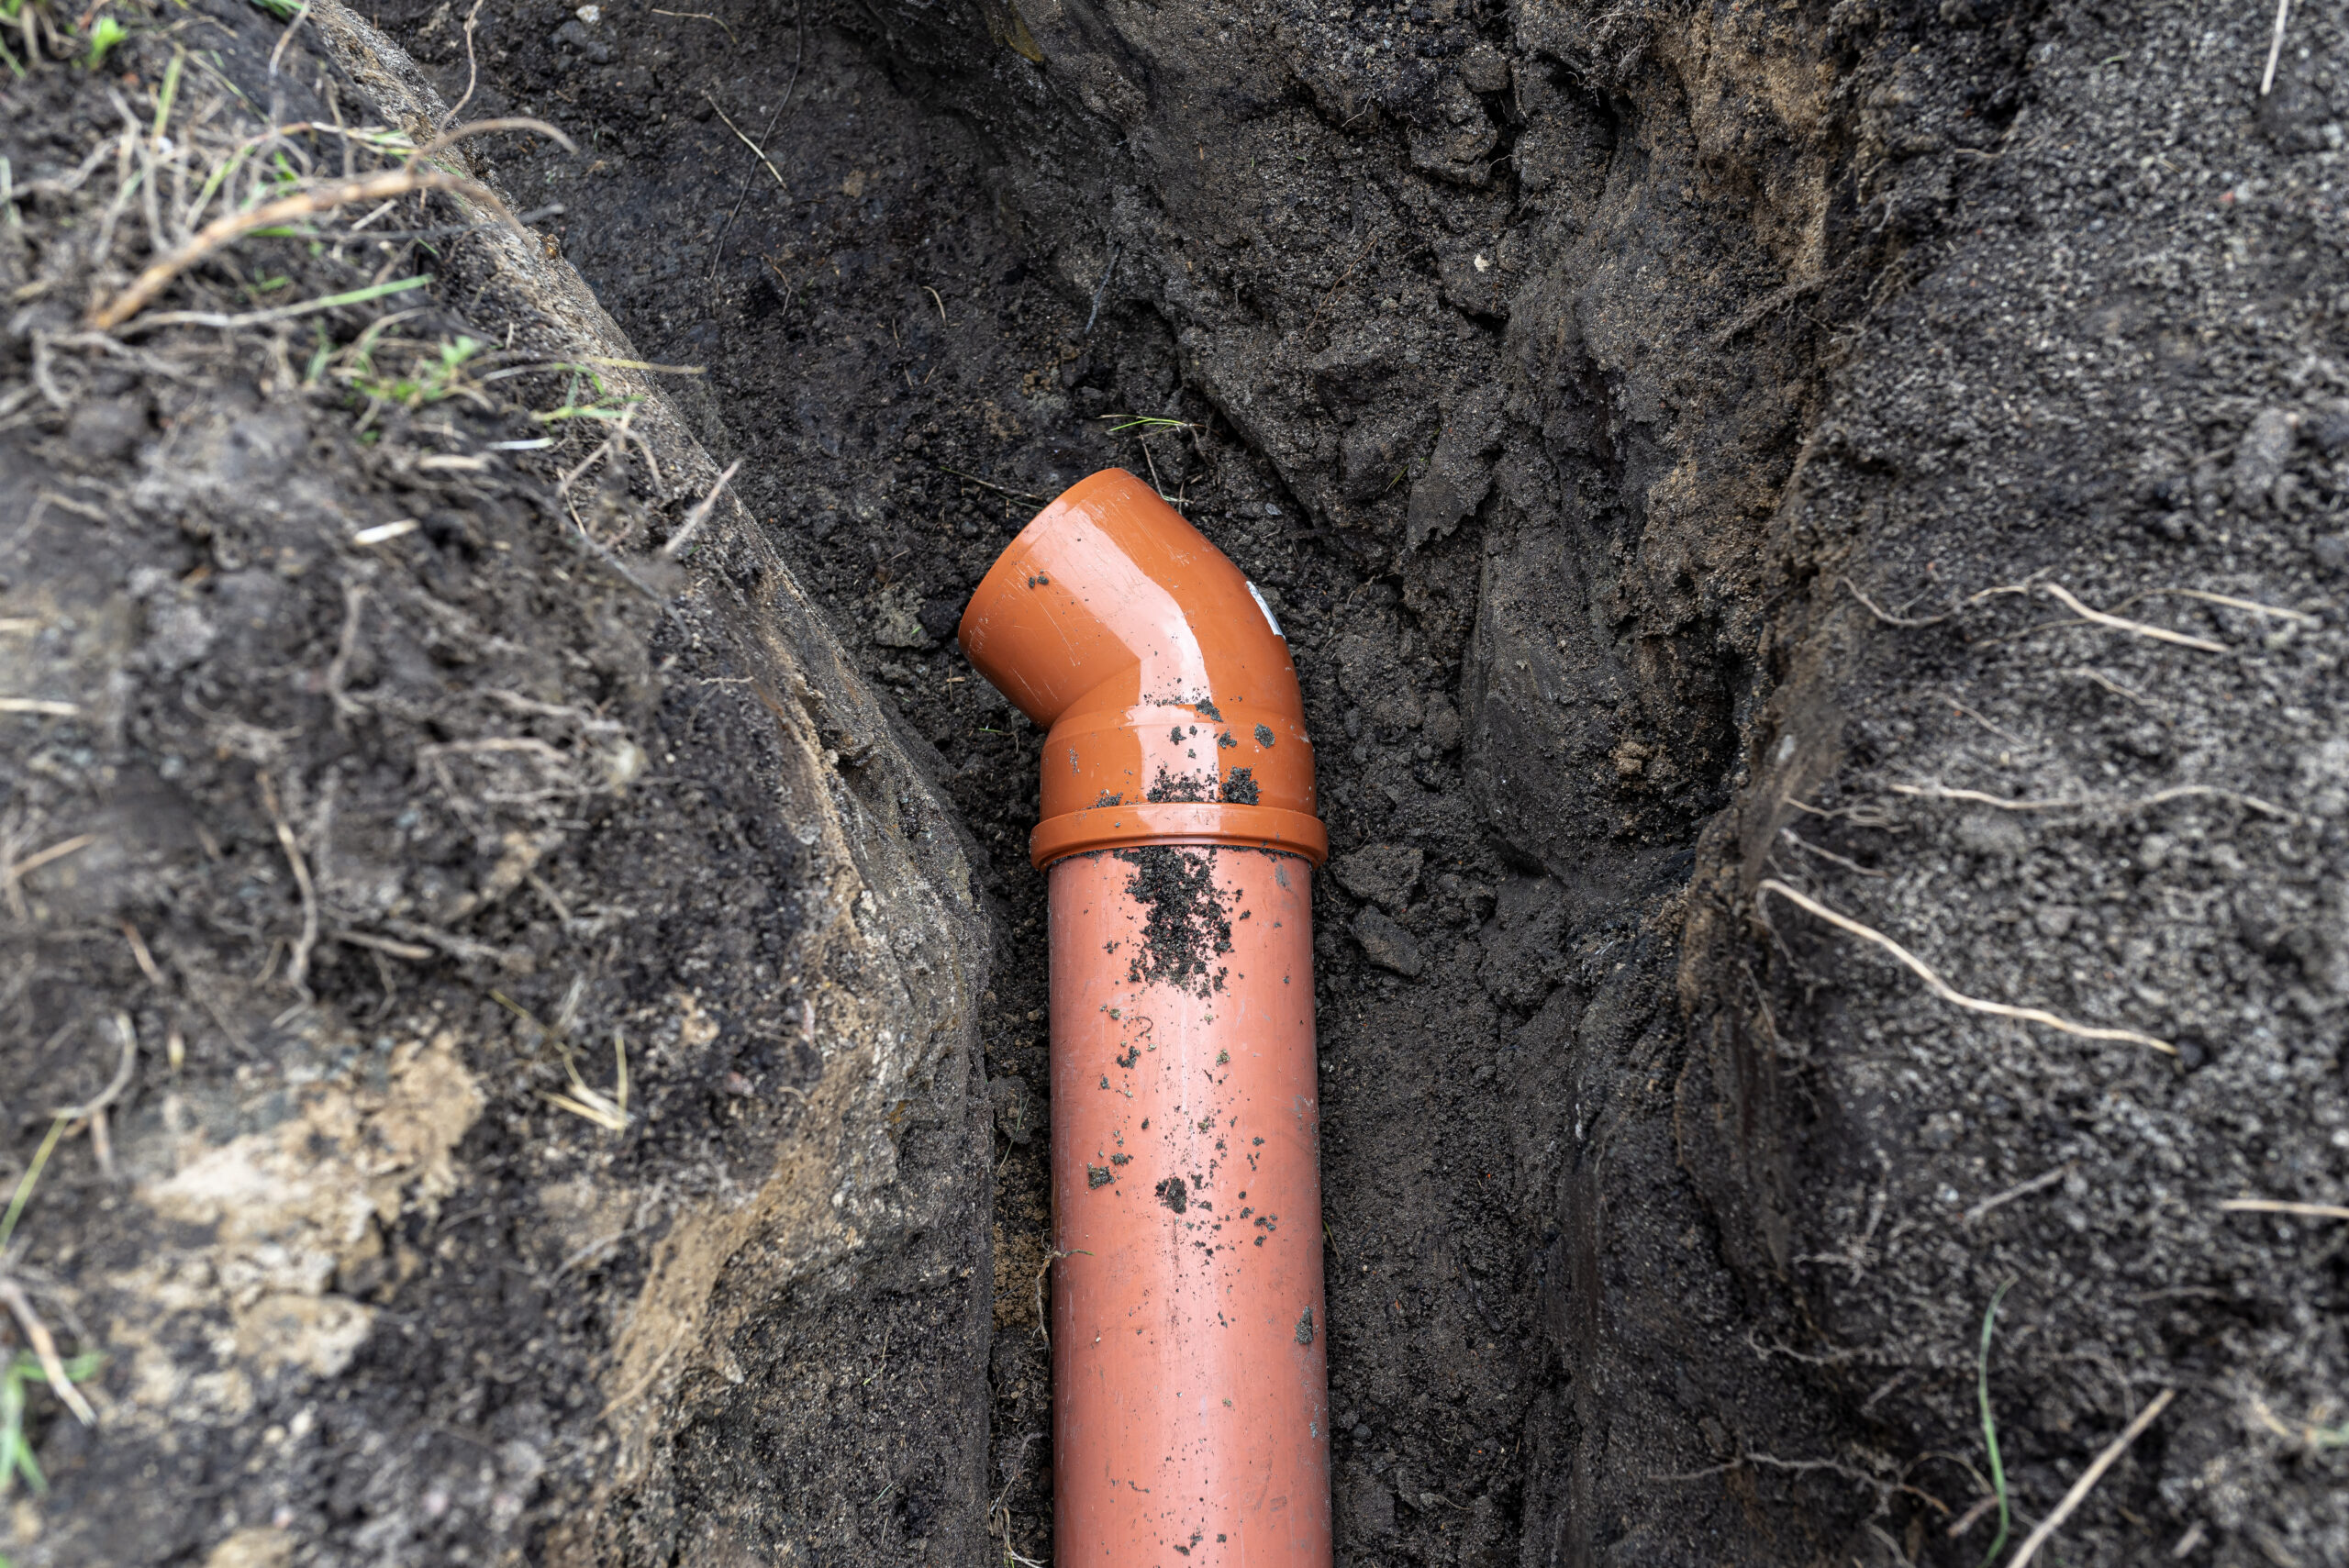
1755 879 2176 1055
2146 587 2317 626
1963 1162 2073 1224
1894 784 2085 811
119 920 163 984
1 835 98 919
1892 782 2299 825
52 1015 137 1122
2032 584 2225 654
703 93 790 193
2136 785 2298 821
664 460 740 558
1779 828 1887 878
2221 1198 2349 1222
2007 1388 2176 1568
2264 0 2291 96
1841 576 1951 628
260 778 320 992
0 1280 94 1427
412 116 577 161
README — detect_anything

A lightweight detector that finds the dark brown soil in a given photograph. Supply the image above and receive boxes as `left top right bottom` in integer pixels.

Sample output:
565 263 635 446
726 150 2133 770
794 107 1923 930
9 0 2349 1559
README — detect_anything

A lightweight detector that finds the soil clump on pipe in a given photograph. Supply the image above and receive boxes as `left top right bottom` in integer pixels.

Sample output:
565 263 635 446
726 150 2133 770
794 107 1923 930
7 0 2349 1562
1113 845 1236 995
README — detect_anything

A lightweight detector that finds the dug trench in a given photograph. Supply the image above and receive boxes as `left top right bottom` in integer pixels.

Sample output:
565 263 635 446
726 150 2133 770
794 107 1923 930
4 0 2349 1560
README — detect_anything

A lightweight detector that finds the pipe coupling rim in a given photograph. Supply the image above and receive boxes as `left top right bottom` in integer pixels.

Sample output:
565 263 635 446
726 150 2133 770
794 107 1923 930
1028 803 1330 869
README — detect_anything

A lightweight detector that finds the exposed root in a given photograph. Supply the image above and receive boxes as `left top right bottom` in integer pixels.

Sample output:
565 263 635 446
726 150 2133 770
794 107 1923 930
2135 586 2318 626
379 918 526 968
1781 793 1899 829
334 929 435 961
440 0 490 128
259 776 320 993
2264 0 2292 96
1844 576 2298 652
52 1014 138 1125
413 116 576 162
1 833 98 920
0 1280 94 1428
46 1012 139 1183
541 1032 631 1132
706 4 807 285
1946 1494 1999 1539
662 459 740 558
986 1429 1051 1568
703 94 791 193
1996 583 2226 653
1755 878 2176 1055
1778 828 1887 879
649 7 741 42
2072 666 2157 708
257 0 312 74
1895 786 2091 811
1963 1162 2073 1224
2248 1396 2349 1452
325 582 369 727
2006 1388 2175 1568
1943 694 2028 748
1890 782 2299 825
2221 1198 2349 1222
118 919 163 985
1653 1450 1948 1515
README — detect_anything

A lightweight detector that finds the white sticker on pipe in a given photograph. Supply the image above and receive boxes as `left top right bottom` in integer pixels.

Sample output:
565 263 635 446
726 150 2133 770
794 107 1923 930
1247 579 1284 638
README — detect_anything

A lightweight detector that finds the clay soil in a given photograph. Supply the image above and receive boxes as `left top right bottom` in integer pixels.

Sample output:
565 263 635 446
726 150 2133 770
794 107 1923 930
7 0 2349 1561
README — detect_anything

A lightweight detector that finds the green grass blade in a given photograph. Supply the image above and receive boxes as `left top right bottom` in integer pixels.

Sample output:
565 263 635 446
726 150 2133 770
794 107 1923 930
0 1116 68 1257
16 1440 43 1497
0 1368 26 1496
152 50 184 137
1978 1277 2016 1566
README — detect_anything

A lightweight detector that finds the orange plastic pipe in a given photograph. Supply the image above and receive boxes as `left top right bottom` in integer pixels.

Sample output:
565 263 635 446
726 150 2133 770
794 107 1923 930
960 470 1332 1567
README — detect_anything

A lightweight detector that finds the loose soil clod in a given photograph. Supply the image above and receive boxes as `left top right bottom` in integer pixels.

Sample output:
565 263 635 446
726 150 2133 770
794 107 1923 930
1115 847 1235 998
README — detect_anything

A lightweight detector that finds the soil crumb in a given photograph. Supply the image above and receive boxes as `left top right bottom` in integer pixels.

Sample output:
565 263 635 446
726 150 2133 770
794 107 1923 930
1156 1176 1190 1214
1147 765 1213 803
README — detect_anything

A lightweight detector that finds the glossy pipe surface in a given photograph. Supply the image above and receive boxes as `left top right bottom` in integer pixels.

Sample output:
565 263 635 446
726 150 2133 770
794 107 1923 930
957 469 1327 869
959 471 1332 1567
1050 847 1329 1567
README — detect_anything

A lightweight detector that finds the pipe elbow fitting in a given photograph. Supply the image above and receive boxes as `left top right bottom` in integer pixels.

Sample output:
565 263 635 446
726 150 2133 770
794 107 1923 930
958 469 1326 868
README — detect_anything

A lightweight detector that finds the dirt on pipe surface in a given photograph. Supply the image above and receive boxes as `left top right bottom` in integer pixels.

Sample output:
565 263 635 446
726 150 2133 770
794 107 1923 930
5 0 2349 1561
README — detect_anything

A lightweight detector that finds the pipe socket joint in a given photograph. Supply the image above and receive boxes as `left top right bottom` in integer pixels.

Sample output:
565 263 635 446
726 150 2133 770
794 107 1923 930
957 468 1328 868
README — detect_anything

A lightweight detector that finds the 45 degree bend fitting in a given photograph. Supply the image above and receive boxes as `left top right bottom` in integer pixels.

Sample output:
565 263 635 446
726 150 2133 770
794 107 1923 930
960 469 1332 1568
